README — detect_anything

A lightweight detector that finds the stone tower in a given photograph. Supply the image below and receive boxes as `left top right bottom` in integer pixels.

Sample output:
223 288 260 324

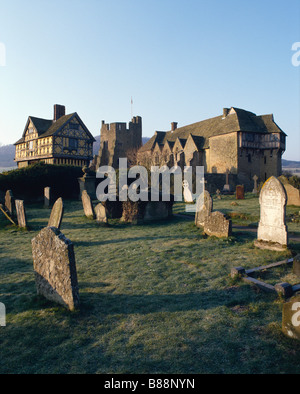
96 116 142 168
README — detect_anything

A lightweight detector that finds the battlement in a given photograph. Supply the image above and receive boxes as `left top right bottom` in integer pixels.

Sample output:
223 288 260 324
97 116 142 168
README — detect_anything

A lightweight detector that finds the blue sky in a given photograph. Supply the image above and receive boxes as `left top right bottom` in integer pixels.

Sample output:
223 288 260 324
0 0 299 160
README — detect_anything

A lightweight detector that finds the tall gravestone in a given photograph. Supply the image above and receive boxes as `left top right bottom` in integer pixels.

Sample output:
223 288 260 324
15 200 27 229
48 198 64 229
195 190 213 228
44 187 51 208
81 190 95 219
31 226 80 311
254 176 288 251
5 190 14 217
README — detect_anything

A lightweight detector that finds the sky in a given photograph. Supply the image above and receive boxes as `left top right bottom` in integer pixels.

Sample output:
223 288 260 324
0 0 299 160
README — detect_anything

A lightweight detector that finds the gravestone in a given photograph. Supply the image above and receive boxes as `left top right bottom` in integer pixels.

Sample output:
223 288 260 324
143 201 171 221
31 227 79 310
5 190 14 217
95 202 108 225
223 170 231 192
254 176 288 251
216 189 221 200
44 187 51 208
183 180 194 203
204 211 232 238
15 200 27 229
236 185 244 200
81 190 95 219
48 197 64 229
252 175 258 194
284 184 300 207
195 190 213 228
282 295 300 340
293 254 300 277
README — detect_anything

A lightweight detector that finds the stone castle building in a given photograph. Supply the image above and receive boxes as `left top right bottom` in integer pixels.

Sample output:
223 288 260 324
137 107 286 188
14 104 95 168
96 116 142 168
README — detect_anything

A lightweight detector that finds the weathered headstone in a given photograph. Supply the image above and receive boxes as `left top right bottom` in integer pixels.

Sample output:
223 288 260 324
203 211 232 238
293 254 300 277
282 295 300 340
44 187 51 208
236 185 244 200
284 184 300 207
15 200 27 229
5 190 14 217
95 202 108 225
254 176 288 251
48 197 64 229
81 190 95 219
223 170 231 192
195 190 213 228
216 189 221 200
143 201 171 221
183 180 194 203
31 226 80 311
252 175 258 194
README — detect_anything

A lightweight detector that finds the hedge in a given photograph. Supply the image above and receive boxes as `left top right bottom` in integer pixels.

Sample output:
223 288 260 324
0 163 84 202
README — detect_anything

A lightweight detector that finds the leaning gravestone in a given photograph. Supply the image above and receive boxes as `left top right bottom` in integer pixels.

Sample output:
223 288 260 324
284 184 300 207
31 226 80 311
48 197 64 229
254 176 288 251
95 202 108 225
195 190 213 228
282 295 300 340
15 200 27 229
81 190 95 219
5 190 14 217
204 211 232 238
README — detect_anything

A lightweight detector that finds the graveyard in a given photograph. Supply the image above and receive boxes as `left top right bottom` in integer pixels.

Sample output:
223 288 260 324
0 188 300 374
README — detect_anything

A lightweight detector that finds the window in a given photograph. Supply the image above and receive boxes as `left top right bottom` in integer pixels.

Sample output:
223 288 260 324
28 127 34 134
69 138 78 150
247 154 252 163
29 141 33 150
69 123 79 130
264 156 267 165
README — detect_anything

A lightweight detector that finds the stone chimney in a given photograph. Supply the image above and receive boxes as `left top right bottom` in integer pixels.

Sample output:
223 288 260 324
171 122 178 132
53 104 66 121
223 108 229 118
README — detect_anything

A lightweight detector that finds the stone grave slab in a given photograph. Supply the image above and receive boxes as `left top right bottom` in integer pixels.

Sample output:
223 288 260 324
195 190 213 228
48 197 64 229
254 176 288 251
282 295 300 340
81 190 95 219
15 200 27 229
236 185 244 200
204 211 232 238
5 190 14 217
31 226 79 310
95 202 108 225
44 187 51 208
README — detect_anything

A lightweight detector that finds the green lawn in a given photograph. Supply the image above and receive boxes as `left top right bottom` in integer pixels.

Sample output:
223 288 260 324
0 194 300 374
